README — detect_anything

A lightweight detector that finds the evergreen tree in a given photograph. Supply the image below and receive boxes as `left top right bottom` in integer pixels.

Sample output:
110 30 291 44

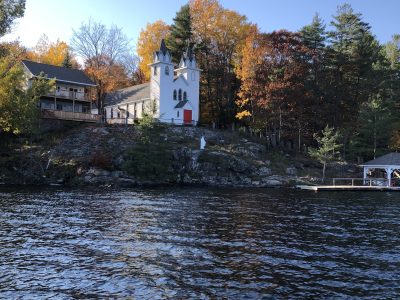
309 126 341 181
327 4 380 128
62 50 73 68
166 4 193 63
300 13 328 131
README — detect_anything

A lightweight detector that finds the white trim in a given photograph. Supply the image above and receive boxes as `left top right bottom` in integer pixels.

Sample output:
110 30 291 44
33 76 97 87
104 98 151 109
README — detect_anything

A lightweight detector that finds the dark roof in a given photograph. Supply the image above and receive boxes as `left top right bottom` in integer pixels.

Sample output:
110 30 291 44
22 60 95 86
362 153 400 166
155 39 170 59
105 83 150 106
174 100 188 109
160 39 168 55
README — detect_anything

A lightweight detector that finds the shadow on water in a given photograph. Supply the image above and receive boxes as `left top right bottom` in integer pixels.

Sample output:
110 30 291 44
0 187 399 298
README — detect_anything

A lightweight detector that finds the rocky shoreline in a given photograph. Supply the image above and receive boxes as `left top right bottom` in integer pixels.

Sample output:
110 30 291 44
0 124 357 188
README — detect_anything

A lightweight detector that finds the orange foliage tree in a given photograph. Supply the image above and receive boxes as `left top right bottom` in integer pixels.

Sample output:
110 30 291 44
136 20 170 80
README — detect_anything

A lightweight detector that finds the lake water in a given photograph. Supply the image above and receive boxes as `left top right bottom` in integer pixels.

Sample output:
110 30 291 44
0 187 399 299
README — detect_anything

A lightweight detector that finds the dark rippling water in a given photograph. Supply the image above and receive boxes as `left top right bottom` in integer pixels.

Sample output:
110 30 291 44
0 187 399 299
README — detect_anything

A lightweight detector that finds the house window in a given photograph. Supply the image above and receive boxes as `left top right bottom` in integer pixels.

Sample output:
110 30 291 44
177 111 180 118
165 66 169 75
178 89 182 101
117 111 120 118
142 101 145 114
173 90 177 100
183 91 187 101
111 108 114 118
154 66 157 76
56 104 62 111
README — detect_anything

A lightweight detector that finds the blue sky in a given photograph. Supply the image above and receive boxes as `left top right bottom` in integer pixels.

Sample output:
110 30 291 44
3 0 399 51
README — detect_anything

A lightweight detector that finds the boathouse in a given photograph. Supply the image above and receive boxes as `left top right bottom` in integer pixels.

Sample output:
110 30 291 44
361 153 400 187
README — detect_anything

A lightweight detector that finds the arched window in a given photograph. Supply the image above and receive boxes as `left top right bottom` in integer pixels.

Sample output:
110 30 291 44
183 91 187 101
178 89 182 101
165 66 169 75
191 71 195 81
173 90 177 100
153 66 157 76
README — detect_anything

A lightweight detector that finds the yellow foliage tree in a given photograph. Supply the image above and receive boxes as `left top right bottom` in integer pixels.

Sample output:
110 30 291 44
235 26 263 121
27 34 78 67
190 0 252 124
136 20 170 81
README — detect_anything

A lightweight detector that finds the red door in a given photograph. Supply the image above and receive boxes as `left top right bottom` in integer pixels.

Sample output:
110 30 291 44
183 109 192 125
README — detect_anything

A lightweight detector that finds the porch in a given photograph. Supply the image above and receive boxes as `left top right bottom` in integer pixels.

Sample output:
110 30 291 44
41 109 101 123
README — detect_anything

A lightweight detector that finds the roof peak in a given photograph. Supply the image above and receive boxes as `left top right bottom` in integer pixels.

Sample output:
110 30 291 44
159 39 169 55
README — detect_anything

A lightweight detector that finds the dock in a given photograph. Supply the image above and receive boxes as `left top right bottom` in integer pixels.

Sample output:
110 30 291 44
296 185 400 191
297 177 400 191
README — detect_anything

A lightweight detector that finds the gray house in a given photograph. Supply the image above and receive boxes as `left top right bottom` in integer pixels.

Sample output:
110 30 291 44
22 60 100 122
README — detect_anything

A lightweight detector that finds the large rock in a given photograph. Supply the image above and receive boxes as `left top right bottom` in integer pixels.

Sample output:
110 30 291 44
86 168 111 177
286 167 297 176
258 166 272 176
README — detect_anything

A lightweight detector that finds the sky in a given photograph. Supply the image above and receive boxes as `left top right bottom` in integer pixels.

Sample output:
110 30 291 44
3 0 400 52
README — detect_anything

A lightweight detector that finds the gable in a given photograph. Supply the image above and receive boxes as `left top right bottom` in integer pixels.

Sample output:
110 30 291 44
173 74 189 86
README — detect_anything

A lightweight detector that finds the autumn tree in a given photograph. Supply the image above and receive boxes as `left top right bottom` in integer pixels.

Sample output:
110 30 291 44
27 34 79 67
190 0 251 125
166 4 193 63
71 20 135 113
136 20 170 80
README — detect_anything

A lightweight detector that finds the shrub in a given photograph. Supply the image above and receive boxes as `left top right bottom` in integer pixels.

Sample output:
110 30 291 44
90 151 113 170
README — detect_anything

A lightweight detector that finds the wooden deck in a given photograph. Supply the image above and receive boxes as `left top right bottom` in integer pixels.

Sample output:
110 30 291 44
41 109 101 123
296 185 400 191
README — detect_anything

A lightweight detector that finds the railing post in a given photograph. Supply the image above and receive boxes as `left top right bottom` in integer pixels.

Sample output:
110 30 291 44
333 178 336 186
352 179 354 186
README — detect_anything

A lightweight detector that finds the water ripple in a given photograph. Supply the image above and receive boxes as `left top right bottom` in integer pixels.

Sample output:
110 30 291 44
0 187 399 298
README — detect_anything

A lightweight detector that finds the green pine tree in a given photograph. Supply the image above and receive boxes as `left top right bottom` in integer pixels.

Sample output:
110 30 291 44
166 4 193 63
62 50 73 68
309 126 341 181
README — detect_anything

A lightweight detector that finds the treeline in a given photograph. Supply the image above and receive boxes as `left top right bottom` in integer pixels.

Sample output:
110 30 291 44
137 1 400 161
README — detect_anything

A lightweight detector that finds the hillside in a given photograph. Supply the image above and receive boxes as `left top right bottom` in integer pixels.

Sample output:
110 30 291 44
0 124 359 187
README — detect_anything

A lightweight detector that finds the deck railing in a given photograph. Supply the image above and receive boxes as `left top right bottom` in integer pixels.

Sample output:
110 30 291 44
105 117 197 126
41 109 101 122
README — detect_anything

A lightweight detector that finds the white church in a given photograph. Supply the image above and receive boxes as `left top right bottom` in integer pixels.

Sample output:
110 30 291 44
104 40 200 125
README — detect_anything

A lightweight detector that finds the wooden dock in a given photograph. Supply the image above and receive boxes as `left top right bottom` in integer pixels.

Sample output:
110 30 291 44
296 177 400 191
296 185 400 191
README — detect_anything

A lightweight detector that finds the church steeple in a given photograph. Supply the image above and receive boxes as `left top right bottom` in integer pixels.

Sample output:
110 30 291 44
153 39 172 64
178 46 196 69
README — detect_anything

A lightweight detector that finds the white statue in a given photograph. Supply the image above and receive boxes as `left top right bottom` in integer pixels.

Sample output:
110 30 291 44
200 136 206 150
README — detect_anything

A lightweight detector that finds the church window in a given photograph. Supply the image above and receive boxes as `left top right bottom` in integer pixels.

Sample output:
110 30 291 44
183 91 187 101
173 90 177 100
165 66 169 75
154 66 157 76
191 71 195 81
178 89 182 101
